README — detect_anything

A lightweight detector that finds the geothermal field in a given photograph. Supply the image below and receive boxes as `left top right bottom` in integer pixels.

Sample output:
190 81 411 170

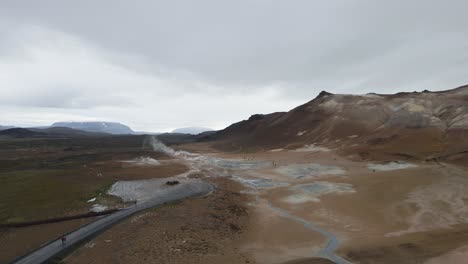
58 133 468 264
2 87 468 264
3 1 468 263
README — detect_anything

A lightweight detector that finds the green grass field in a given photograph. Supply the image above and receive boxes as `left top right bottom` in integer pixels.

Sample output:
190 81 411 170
0 136 151 223
0 169 113 223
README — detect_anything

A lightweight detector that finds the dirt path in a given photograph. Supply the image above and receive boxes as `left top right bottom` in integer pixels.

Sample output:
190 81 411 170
266 202 350 264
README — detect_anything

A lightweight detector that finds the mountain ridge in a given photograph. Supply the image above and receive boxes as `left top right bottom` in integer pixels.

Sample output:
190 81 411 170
204 85 468 162
51 121 134 135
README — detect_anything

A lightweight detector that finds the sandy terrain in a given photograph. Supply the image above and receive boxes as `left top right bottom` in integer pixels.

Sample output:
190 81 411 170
425 245 468 264
241 198 327 263
15 137 468 264
177 141 468 263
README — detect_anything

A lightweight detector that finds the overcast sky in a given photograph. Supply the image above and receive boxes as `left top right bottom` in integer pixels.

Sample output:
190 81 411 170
1 0 467 132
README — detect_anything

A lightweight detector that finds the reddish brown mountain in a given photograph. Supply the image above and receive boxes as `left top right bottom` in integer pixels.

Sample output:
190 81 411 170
207 85 468 162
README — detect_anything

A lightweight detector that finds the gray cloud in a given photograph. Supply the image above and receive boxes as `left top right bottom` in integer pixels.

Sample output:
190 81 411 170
0 0 467 131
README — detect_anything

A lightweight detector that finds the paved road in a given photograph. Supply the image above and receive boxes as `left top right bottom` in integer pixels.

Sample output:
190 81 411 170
12 181 213 264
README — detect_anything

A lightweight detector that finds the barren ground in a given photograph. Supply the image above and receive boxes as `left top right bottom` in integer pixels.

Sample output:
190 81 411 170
6 137 468 264
176 142 468 264
0 137 189 263
64 177 254 264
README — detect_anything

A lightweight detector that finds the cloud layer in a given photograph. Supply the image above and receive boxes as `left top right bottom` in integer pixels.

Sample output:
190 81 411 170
1 0 467 131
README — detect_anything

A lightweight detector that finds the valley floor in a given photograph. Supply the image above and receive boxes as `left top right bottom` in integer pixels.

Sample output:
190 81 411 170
176 142 468 264
6 138 468 264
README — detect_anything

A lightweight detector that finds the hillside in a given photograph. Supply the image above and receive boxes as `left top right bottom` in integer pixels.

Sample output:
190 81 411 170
207 85 468 161
0 125 15 131
32 127 110 137
0 128 46 138
0 127 110 138
52 122 134 134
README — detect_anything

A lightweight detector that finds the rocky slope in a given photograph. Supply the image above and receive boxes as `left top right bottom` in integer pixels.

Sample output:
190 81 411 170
207 85 468 161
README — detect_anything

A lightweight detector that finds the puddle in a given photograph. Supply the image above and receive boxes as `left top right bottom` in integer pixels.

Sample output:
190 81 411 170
367 161 417 171
275 163 345 179
283 182 355 204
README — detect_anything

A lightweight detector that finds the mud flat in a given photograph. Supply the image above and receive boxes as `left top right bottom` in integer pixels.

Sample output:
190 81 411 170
170 146 353 263
233 175 290 189
107 176 211 203
188 144 468 264
213 158 271 170
61 139 468 264
283 182 355 204
275 163 346 179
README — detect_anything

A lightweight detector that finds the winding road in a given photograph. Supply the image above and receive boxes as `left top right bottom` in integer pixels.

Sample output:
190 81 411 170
12 181 213 264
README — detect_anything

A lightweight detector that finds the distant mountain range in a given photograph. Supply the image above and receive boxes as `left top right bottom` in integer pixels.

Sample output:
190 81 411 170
171 127 214 135
0 125 15 131
0 127 109 138
0 122 213 137
52 122 134 134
